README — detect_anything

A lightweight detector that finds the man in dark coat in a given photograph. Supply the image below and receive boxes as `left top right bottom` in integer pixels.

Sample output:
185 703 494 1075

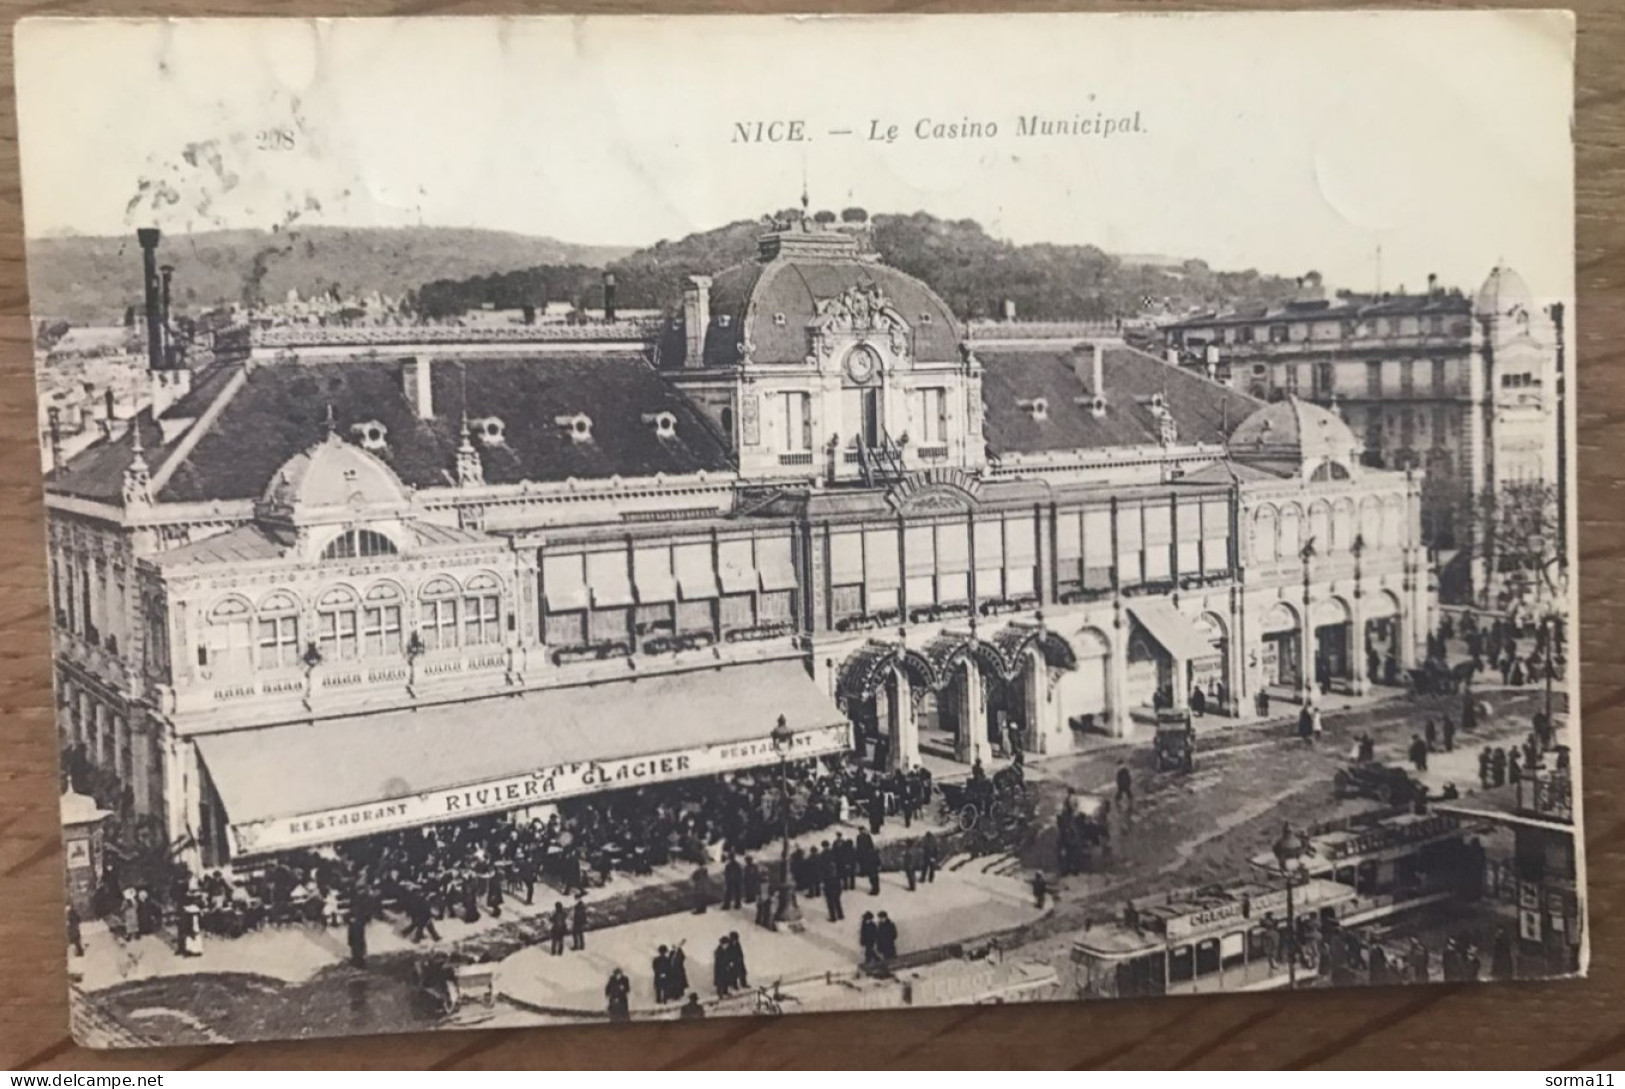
921 831 939 883
804 846 823 898
406 887 441 943
679 992 706 1019
901 843 918 891
876 912 898 961
571 895 588 951
713 936 734 998
790 846 807 895
832 833 856 892
1408 735 1429 772
868 793 885 836
606 969 632 1021
722 854 743 910
855 829 881 895
1442 715 1456 753
1492 927 1515 979
754 882 776 929
859 911 879 965
742 856 760 905
346 896 369 969
653 945 673 1003
669 942 690 997
728 932 749 990
549 901 568 956
823 851 844 922
66 905 84 958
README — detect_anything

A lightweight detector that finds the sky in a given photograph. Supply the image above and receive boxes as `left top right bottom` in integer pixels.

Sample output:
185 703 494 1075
14 11 1575 301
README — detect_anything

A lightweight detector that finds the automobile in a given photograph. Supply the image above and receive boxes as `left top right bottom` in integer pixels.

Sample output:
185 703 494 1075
1333 761 1421 806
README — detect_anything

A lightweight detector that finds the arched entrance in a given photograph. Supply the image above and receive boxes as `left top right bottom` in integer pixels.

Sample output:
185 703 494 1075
913 633 1008 766
1259 602 1302 692
1364 590 1403 686
1192 612 1230 715
1310 597 1354 694
1053 627 1111 738
837 642 939 770
989 624 1080 755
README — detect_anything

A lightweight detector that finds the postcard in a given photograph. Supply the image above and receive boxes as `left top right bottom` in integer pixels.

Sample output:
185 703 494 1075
14 11 1582 1047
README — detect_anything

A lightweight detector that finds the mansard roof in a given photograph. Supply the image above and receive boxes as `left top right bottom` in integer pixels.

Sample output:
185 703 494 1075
47 352 735 505
979 344 1261 456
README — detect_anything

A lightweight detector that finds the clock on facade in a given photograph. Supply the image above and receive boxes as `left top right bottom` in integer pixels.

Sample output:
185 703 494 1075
844 345 879 385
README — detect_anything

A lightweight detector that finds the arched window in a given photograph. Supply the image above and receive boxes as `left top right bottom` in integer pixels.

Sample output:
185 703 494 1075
1310 460 1352 482
362 582 404 657
1279 504 1303 559
1253 506 1279 563
203 596 254 675
463 573 504 646
316 586 361 661
257 591 301 669
1309 502 1332 554
321 529 398 560
421 576 461 651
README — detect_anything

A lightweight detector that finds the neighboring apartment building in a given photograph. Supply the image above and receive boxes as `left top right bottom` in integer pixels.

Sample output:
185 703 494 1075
1159 268 1559 600
46 219 1431 869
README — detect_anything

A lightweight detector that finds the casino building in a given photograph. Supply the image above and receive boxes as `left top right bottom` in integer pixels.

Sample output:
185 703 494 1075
45 217 1432 868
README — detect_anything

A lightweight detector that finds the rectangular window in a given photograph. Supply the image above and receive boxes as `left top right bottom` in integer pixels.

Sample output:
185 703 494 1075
1118 506 1144 585
1432 405 1450 442
1236 325 1254 344
257 616 300 669
1004 516 1037 597
905 574 935 609
719 593 755 631
1083 509 1112 569
208 616 254 674
1314 361 1334 397
717 539 757 595
319 608 360 661
829 531 865 586
544 610 586 646
463 593 501 646
423 598 459 650
936 570 969 603
902 525 934 576
831 584 864 619
868 528 905 587
542 553 590 612
634 601 674 636
1432 358 1448 393
675 599 713 633
781 392 813 452
586 551 635 608
363 605 402 657
1400 361 1416 396
1268 324 1288 344
1176 541 1200 576
1366 360 1382 396
673 543 719 601
758 590 794 624
936 522 970 573
632 546 677 604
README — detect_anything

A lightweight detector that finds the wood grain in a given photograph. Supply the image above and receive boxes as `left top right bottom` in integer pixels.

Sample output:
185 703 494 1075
1 0 1622 1071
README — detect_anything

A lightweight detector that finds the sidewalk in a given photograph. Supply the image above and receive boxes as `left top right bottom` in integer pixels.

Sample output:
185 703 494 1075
496 861 1043 1017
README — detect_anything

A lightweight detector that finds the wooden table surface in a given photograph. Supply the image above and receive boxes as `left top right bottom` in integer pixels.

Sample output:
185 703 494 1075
1 0 1621 1071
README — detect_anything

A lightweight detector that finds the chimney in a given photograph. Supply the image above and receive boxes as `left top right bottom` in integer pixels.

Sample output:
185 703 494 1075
1002 299 1016 322
137 228 163 372
1091 343 1107 416
404 355 434 418
603 272 617 323
1427 272 1438 296
98 388 116 439
47 407 62 471
1165 347 1179 367
683 275 712 368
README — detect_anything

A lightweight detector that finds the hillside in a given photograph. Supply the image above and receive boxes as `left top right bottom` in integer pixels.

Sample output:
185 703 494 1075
25 227 631 324
413 211 1301 322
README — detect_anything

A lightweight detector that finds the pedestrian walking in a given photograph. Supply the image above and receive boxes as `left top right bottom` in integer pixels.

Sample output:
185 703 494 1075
1256 689 1270 719
66 905 84 958
859 911 879 965
723 854 743 911
868 793 885 836
713 936 734 998
742 856 760 905
549 901 568 956
922 831 939 883
653 945 673 1004
876 912 898 961
1032 871 1048 910
605 968 631 1022
856 829 881 896
571 894 588 951
754 884 775 929
1408 734 1429 773
728 932 749 990
406 888 441 943
902 843 918 891
1298 705 1314 743
1424 718 1437 752
1115 763 1134 822
1443 715 1456 753
1311 704 1323 743
347 903 369 969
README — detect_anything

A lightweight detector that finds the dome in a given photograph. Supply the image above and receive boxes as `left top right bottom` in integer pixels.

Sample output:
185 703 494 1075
695 225 962 368
1228 396 1360 476
259 431 410 518
1475 264 1533 319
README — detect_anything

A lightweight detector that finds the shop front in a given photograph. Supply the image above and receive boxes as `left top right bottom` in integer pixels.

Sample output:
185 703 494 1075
194 658 849 860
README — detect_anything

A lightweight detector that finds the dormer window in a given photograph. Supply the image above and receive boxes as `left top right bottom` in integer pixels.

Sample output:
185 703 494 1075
351 421 388 451
321 528 398 560
1019 397 1049 421
717 314 732 328
473 416 506 445
556 413 593 442
773 313 787 326
643 411 678 439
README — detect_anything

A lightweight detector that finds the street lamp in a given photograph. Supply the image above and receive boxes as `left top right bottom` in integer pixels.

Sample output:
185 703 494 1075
771 714 804 931
1272 821 1311 988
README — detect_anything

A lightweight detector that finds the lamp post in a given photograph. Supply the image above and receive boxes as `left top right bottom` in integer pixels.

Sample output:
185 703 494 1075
1300 538 1317 703
1273 821 1310 988
771 714 804 930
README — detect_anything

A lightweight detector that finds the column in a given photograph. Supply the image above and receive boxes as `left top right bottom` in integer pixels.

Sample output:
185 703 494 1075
1169 654 1190 713
1029 652 1071 756
1108 621 1132 740
888 664 918 770
1350 599 1369 696
955 662 993 766
1296 623 1313 704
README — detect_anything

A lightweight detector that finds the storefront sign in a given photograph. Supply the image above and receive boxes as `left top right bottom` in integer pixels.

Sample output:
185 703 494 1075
1320 814 1458 861
230 723 850 856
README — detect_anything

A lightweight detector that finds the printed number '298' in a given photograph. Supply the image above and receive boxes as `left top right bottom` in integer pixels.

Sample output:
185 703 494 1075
256 129 296 151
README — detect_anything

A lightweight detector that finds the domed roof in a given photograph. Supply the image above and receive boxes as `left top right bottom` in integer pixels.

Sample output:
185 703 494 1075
695 225 961 367
259 431 410 518
1475 264 1533 318
1228 396 1360 474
